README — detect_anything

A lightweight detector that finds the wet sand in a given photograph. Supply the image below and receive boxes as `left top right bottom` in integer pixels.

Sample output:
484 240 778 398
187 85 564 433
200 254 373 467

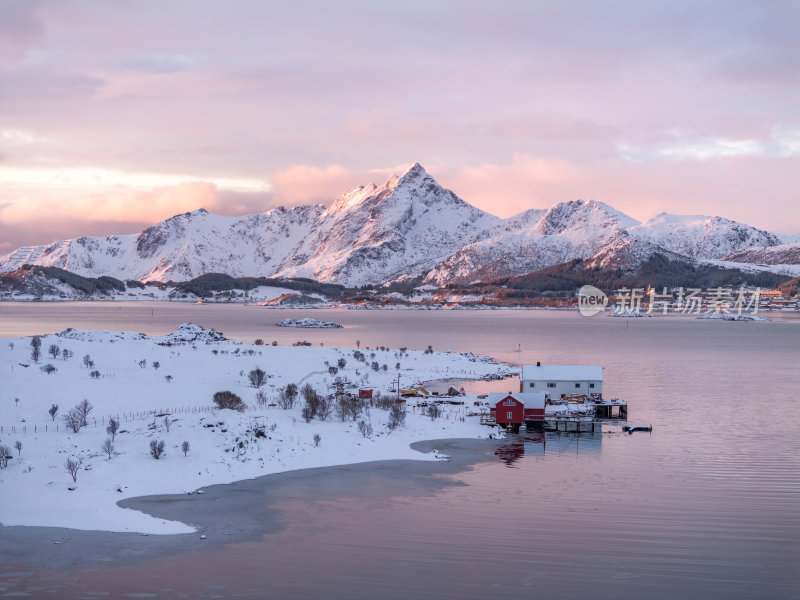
0 438 498 572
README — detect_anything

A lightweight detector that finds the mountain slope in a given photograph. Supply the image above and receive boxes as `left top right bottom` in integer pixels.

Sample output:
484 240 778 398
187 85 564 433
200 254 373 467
1 164 796 286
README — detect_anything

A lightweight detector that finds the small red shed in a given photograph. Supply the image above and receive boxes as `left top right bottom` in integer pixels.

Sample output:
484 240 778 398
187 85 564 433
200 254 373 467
358 388 374 399
493 394 524 426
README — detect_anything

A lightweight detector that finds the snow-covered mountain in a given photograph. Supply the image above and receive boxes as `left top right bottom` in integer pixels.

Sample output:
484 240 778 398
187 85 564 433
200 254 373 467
0 163 795 286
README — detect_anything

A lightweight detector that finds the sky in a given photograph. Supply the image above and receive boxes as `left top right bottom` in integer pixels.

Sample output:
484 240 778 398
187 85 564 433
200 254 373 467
0 0 798 253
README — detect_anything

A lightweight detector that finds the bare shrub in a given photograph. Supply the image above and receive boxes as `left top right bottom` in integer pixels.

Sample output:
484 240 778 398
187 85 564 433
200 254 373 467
301 405 314 423
82 354 93 368
138 359 147 369
0 444 9 468
63 409 83 433
337 358 346 369
30 336 42 363
313 433 321 447
101 438 114 459
152 361 160 370
48 403 58 421
213 391 246 412
106 417 120 441
41 363 57 374
426 403 441 421
65 457 80 482
387 403 406 431
48 344 60 359
90 370 101 379
376 395 395 410
163 416 171 432
181 441 190 456
255 389 267 405
357 419 373 439
248 368 267 388
165 374 173 383
149 439 165 459
278 383 298 409
254 339 264 346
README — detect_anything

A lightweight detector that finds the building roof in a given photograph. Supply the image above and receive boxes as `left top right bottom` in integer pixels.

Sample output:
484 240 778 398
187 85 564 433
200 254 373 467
521 365 603 381
489 392 546 409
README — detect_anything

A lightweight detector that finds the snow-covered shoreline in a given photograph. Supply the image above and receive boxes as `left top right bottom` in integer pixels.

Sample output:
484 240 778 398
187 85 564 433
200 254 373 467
0 324 514 534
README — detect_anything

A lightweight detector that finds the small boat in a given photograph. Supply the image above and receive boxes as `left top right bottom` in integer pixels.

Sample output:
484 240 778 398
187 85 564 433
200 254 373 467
622 424 652 433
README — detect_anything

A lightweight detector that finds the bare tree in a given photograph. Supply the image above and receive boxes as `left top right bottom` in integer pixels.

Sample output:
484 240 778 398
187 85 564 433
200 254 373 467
181 441 190 456
301 404 314 423
61 348 73 361
212 391 246 412
82 354 93 368
65 457 80 482
426 403 441 421
63 409 83 433
90 370 101 379
101 438 114 459
106 417 120 441
278 383 298 409
48 344 60 359
387 403 406 432
337 358 346 369
40 363 57 374
163 416 171 432
30 336 42 363
313 433 321 447
255 389 267 405
152 361 160 370
248 368 267 388
149 439 165 459
14 440 22 457
76 399 93 427
0 444 9 468
48 403 59 421
357 419 373 439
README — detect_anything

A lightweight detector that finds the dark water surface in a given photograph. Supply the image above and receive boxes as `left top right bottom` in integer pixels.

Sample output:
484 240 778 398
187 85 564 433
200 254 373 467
1 304 798 598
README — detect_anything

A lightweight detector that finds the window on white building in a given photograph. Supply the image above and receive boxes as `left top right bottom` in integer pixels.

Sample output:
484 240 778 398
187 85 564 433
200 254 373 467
547 382 556 388
529 382 535 388
575 383 581 388
590 383 595 389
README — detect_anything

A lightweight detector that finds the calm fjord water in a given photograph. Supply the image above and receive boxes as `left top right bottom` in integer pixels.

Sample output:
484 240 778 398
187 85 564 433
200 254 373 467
1 303 798 599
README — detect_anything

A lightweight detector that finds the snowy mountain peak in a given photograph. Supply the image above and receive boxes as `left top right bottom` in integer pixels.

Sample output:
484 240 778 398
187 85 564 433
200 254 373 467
629 212 782 259
533 199 640 236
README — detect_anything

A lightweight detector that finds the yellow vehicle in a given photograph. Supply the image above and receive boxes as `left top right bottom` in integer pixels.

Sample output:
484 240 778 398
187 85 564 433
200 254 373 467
400 386 430 397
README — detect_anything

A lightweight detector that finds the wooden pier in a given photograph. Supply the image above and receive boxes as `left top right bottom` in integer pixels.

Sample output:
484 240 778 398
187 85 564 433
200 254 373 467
594 400 627 419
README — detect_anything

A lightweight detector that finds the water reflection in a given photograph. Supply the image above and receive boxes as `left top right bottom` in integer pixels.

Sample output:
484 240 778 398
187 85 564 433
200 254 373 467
495 430 603 466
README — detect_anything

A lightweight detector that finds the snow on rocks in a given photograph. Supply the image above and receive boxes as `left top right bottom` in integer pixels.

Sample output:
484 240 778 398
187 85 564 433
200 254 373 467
696 313 770 321
277 318 342 328
0 324 508 534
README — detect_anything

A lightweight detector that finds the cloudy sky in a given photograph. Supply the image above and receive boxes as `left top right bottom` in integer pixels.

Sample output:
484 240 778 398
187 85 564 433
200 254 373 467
0 0 797 252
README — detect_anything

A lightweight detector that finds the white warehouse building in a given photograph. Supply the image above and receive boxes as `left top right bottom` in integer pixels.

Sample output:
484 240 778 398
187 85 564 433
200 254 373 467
520 363 603 400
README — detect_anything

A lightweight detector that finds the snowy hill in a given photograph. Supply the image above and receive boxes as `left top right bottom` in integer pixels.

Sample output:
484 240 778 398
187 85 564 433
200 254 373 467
1 163 796 286
628 213 782 260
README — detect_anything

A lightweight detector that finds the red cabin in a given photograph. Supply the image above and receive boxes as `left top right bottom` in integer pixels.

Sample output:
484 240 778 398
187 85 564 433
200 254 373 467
494 395 524 427
488 392 546 432
359 388 374 399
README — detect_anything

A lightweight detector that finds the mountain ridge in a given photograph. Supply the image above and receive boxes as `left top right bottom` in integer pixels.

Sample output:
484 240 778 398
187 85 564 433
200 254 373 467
1 163 797 285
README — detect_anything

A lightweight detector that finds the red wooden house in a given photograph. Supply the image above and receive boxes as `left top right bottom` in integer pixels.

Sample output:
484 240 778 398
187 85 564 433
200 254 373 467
489 392 546 432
